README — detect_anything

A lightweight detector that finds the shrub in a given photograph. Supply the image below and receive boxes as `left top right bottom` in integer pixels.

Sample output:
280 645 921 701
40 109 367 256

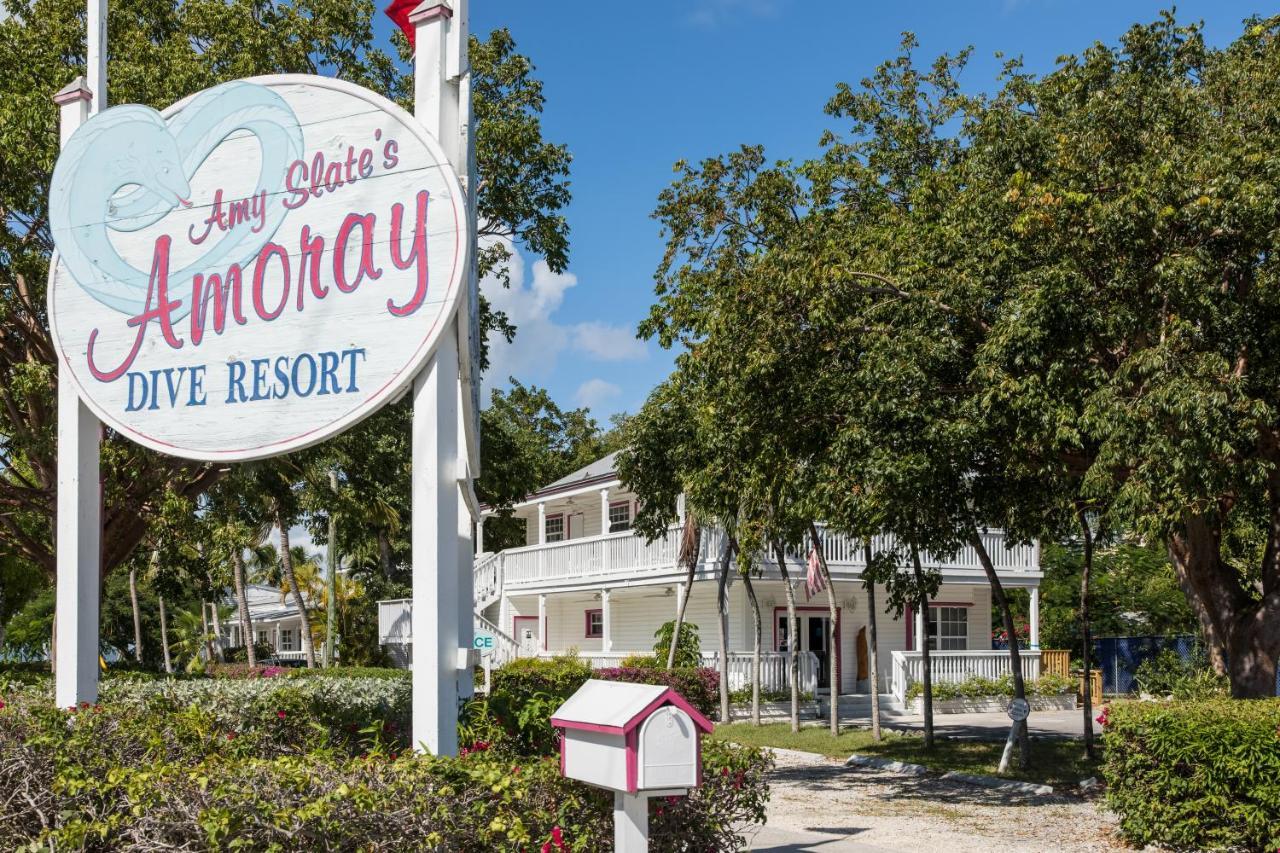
904 673 1075 702
0 682 770 851
653 620 702 668
485 657 721 753
1133 649 1228 699
620 653 660 668
220 642 274 664
595 665 719 719
1102 698 1280 851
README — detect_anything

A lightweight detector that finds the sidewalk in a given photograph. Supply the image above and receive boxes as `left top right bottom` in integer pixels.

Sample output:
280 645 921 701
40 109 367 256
805 694 1088 740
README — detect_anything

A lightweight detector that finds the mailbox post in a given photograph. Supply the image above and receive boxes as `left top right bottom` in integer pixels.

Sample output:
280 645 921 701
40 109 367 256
551 679 713 852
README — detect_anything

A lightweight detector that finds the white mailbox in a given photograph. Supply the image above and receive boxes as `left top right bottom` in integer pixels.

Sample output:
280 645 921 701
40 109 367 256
551 679 713 795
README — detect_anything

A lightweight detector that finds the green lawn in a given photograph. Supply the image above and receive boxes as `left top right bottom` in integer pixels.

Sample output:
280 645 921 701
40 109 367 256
710 722 1100 788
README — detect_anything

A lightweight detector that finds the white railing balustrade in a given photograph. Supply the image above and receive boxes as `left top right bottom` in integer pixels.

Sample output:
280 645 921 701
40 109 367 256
482 524 1035 595
474 552 502 609
539 650 819 697
889 649 1042 706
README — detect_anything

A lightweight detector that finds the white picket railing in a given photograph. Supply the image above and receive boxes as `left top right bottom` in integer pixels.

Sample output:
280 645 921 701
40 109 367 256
488 524 1035 594
537 650 819 696
474 552 502 609
474 613 520 666
889 649 1042 706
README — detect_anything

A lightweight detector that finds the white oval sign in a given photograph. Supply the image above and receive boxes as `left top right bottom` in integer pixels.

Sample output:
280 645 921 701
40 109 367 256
48 74 468 461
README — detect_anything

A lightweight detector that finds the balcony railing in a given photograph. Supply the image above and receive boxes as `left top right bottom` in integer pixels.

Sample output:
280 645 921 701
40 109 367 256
476 524 1036 596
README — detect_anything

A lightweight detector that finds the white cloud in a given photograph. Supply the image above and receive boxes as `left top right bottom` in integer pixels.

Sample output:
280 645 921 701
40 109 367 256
571 321 647 362
686 0 780 28
481 236 578 394
574 378 622 412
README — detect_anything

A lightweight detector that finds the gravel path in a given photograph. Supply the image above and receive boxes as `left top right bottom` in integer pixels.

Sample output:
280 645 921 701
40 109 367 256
742 748 1124 852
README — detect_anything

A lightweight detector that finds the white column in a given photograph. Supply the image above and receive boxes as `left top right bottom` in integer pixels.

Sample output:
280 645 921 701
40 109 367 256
600 488 611 535
86 0 106 117
614 792 649 852
538 501 547 545
537 593 547 653
53 78 102 710
497 595 510 639
601 588 612 653
914 607 925 653
676 493 686 526
410 322 461 755
1029 587 1041 650
476 516 485 554
410 0 471 757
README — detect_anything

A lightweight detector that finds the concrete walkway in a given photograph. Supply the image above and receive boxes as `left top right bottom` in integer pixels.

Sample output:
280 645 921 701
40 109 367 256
808 695 1088 740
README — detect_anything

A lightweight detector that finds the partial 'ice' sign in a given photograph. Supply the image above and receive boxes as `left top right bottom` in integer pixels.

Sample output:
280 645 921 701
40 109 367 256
48 74 468 461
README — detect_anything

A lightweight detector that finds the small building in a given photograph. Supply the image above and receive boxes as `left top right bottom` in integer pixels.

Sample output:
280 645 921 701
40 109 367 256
380 452 1046 707
215 584 320 665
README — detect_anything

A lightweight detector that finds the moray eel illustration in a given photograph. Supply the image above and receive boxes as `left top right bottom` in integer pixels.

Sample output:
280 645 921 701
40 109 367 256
49 81 304 320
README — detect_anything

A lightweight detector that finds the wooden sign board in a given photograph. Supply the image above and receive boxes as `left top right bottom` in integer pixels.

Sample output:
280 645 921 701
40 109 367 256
47 74 468 462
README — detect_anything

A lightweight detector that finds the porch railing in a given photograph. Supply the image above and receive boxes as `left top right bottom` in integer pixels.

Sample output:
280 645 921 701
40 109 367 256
474 552 502 609
537 650 820 697
889 649 1042 706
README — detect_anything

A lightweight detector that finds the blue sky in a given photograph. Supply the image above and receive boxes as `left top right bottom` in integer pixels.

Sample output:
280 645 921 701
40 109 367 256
455 0 1263 426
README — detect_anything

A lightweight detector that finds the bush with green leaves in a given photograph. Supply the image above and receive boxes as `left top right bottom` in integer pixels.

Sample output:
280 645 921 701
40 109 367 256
904 673 1075 702
653 619 702 668
1102 698 1280 851
484 655 722 752
0 678 770 851
1133 649 1228 699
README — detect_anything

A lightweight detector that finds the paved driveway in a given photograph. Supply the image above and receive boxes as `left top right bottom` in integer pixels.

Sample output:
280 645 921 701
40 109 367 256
742 748 1120 853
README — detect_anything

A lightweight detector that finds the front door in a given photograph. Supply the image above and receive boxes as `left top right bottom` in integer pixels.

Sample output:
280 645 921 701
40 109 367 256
514 616 540 656
778 613 834 691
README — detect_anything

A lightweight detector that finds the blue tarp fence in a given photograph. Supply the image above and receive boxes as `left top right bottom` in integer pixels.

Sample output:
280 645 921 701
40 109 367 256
1093 635 1280 696
1093 635 1197 695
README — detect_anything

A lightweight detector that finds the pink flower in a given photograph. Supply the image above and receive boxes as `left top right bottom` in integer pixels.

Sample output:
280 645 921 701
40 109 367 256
0 700 6 710
227 732 236 740
276 710 287 720
1095 706 1110 727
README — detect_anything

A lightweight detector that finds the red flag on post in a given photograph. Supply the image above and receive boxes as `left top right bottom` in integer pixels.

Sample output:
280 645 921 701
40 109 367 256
384 0 418 48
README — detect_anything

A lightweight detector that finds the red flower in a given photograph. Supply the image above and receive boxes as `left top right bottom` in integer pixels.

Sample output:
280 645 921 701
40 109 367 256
226 732 236 740
0 701 6 710
1095 706 1110 727
389 753 398 760
276 710 287 720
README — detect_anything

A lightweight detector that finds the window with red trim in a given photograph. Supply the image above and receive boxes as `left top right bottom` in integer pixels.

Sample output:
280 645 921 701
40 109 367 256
584 609 603 638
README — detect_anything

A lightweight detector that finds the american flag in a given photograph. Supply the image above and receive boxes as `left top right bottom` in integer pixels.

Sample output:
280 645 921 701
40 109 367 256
805 547 827 601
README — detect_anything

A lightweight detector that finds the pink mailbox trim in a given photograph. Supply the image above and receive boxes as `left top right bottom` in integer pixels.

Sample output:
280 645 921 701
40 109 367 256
551 687 715 794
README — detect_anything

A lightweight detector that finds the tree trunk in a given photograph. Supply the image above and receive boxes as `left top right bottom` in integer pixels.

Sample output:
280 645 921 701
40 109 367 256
278 514 315 668
378 530 394 581
1168 512 1280 697
716 535 734 723
910 543 934 749
809 522 840 736
158 595 173 674
326 470 339 669
863 540 881 741
1076 504 1096 761
774 540 801 733
668 521 700 670
967 523 1029 769
201 602 214 664
232 549 256 668
742 569 762 726
129 567 144 663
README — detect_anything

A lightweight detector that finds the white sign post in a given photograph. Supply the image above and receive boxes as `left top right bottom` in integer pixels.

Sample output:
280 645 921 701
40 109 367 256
49 0 480 756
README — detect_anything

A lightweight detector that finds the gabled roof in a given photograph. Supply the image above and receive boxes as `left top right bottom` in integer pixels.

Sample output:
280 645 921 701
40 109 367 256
543 450 621 491
550 678 715 735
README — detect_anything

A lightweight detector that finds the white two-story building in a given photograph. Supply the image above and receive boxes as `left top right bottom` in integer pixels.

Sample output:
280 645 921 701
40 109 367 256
380 452 1045 706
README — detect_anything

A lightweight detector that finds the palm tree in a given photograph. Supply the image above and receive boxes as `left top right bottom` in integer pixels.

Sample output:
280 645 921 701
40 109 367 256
169 606 219 673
